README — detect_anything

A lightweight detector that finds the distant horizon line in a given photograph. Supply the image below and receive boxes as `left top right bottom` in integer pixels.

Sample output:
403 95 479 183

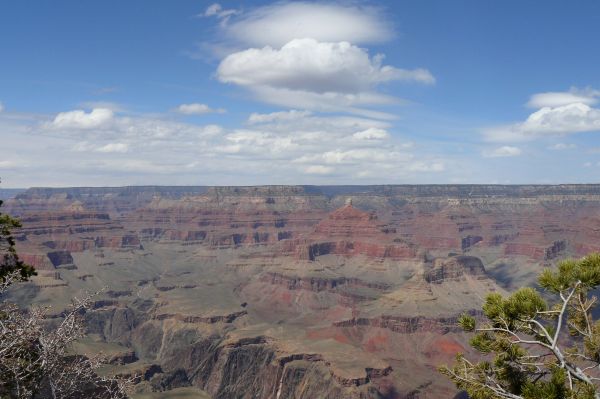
4 183 600 190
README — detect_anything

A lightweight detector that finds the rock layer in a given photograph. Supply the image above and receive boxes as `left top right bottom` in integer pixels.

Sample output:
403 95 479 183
8 185 600 399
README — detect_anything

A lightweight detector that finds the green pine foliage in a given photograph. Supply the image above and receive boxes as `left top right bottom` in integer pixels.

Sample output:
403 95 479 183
0 198 36 282
441 254 600 399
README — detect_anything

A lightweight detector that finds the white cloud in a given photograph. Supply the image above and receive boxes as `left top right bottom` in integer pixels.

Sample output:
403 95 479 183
1 106 447 186
520 103 600 134
202 3 432 118
548 142 576 150
483 146 522 158
218 129 299 156
218 38 434 95
46 112 222 143
222 2 394 47
527 88 600 108
0 102 4 112
176 103 225 115
217 38 432 116
352 127 390 140
248 86 400 119
0 160 16 169
204 3 222 16
486 103 600 142
485 88 600 143
294 148 412 166
304 165 334 175
96 143 129 153
319 149 405 164
72 142 129 154
71 142 94 152
203 3 239 25
248 110 312 124
50 108 114 130
483 126 528 143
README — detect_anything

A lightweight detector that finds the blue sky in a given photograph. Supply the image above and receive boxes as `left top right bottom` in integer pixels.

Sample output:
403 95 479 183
1 1 600 187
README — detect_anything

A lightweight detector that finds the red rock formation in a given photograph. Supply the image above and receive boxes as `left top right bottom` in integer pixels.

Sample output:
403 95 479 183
13 211 142 269
294 204 416 260
9 185 600 399
19 253 53 270
3 213 142 301
312 204 388 240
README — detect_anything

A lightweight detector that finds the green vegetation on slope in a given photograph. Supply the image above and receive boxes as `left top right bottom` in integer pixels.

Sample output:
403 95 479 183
442 254 600 399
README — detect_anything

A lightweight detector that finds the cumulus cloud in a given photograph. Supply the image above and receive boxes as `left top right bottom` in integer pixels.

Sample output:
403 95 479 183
352 127 390 140
218 38 433 95
521 103 600 134
483 146 522 158
200 3 432 118
222 2 394 47
176 103 225 115
484 88 600 143
485 103 600 142
217 38 433 115
50 108 114 130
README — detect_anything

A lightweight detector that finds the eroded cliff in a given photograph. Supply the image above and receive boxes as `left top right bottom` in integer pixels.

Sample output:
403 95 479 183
7 185 600 398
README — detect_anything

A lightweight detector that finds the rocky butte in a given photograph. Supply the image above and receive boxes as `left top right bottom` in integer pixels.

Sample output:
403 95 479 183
5 184 600 398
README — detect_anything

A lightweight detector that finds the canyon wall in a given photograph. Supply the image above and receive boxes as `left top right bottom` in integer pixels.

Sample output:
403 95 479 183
6 185 600 398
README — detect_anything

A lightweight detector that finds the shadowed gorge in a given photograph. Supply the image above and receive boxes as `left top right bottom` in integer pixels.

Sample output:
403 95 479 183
6 184 600 398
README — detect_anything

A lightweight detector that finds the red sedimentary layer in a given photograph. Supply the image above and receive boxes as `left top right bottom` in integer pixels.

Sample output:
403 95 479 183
131 201 324 249
13 211 142 271
19 253 53 270
293 205 417 261
12 187 600 263
9 186 600 398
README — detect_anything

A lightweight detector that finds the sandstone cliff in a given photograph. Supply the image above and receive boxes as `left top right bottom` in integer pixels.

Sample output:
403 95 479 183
7 184 600 398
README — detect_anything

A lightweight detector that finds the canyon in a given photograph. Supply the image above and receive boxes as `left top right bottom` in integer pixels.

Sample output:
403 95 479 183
5 184 600 398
